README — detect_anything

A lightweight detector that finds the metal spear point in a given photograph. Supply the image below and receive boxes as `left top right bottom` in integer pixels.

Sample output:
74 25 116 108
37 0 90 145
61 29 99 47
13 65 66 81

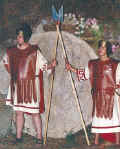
44 3 90 146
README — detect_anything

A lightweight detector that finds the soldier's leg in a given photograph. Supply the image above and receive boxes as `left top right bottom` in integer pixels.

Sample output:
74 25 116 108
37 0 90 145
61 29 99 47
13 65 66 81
32 113 42 140
116 132 120 144
16 111 24 139
94 133 100 144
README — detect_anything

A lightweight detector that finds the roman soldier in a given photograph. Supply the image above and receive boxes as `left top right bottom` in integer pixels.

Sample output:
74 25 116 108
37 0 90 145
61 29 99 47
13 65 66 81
65 40 120 145
3 23 56 144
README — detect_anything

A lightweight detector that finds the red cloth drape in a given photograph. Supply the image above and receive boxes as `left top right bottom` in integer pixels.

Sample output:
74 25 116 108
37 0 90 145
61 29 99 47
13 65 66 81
100 133 116 143
39 69 45 113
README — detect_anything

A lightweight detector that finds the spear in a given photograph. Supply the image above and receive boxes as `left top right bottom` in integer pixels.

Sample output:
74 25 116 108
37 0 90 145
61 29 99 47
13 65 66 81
43 6 60 145
44 2 64 145
43 35 59 145
51 3 90 146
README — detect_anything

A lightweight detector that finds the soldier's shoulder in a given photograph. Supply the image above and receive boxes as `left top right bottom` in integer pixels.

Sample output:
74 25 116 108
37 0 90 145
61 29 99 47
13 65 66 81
110 58 119 64
7 45 17 50
89 58 99 63
6 46 17 53
31 44 39 50
30 44 42 53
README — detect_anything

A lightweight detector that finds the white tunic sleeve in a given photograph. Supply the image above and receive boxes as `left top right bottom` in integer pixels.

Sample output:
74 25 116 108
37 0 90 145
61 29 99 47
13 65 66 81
2 53 8 64
116 63 120 84
2 53 10 74
36 50 51 75
85 65 90 80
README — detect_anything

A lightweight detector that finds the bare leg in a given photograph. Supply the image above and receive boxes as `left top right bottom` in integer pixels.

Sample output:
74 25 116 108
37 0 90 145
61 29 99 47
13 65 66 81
94 133 100 145
16 111 24 139
32 113 42 139
116 132 120 144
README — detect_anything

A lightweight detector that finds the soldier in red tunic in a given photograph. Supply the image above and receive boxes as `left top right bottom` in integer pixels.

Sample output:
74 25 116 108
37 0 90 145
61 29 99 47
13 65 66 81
65 40 120 145
3 23 56 144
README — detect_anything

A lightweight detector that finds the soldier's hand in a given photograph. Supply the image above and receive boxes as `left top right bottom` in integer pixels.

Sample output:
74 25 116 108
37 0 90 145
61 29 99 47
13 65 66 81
65 58 71 71
42 63 47 71
51 59 57 68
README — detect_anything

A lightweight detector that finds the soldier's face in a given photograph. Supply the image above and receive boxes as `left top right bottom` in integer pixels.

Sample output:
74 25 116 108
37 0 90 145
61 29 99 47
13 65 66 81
98 46 107 58
17 31 24 45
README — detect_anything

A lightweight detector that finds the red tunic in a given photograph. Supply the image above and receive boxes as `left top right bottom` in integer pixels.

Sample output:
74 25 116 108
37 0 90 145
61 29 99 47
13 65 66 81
88 58 118 119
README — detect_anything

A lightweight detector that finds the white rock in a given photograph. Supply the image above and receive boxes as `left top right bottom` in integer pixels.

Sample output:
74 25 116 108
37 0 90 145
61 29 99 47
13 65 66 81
27 31 97 138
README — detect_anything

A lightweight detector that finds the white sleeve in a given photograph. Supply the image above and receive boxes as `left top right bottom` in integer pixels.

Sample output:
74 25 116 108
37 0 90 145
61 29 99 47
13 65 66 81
2 54 8 64
116 63 120 84
36 50 51 74
36 50 47 69
85 65 90 80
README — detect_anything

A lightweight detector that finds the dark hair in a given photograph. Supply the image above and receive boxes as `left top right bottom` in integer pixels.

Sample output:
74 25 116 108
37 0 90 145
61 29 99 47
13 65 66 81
16 23 32 42
98 40 113 57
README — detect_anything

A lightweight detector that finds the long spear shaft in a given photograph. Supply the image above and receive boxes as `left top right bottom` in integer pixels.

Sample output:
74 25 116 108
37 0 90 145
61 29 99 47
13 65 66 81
56 25 90 146
44 28 59 145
